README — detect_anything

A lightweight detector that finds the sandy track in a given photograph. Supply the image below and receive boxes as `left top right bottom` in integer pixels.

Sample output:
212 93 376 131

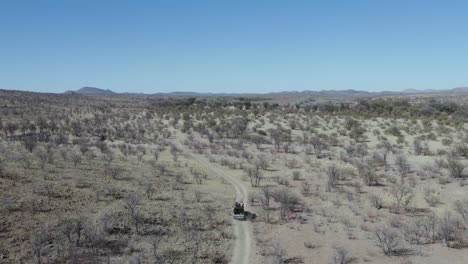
174 141 252 264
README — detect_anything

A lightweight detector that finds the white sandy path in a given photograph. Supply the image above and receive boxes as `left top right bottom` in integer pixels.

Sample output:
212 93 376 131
173 140 253 264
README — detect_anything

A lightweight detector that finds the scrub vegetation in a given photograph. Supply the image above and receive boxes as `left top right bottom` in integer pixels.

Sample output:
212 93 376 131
1 89 468 263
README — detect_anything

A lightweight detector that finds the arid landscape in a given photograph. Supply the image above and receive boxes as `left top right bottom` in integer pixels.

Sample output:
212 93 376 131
2 1 468 263
1 89 468 263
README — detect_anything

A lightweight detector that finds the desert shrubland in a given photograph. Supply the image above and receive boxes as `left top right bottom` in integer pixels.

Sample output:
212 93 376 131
1 90 468 263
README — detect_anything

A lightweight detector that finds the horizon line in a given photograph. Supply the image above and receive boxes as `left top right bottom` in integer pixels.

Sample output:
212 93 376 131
1 86 468 95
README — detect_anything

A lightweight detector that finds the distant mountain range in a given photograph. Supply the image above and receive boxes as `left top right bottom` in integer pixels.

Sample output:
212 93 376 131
401 87 468 94
64 86 468 96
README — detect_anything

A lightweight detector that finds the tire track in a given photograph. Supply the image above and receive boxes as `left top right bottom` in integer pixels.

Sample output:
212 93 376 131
174 141 252 264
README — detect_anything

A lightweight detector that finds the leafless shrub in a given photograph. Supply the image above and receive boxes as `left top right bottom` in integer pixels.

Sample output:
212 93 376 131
424 188 441 207
355 143 368 161
272 187 301 221
438 212 466 247
365 170 380 186
70 148 82 167
305 144 314 155
247 160 263 187
153 150 159 163
34 146 48 170
131 210 145 234
272 242 288 264
136 151 144 163
413 139 424 155
74 175 90 189
405 218 426 245
395 155 410 175
31 228 53 264
192 170 203 184
375 227 405 255
407 174 417 188
123 193 141 217
371 152 385 166
0 158 5 178
310 135 328 155
19 151 35 170
103 149 114 164
369 194 384 209
58 215 87 247
421 163 439 178
447 157 465 178
194 190 204 203
454 199 468 224
149 235 160 260
434 158 447 169
330 246 357 264
104 164 125 180
327 163 341 190
259 186 273 210
301 181 312 196
421 212 439 243
106 186 124 199
145 183 155 199
98 210 128 235
390 183 414 213
355 161 379 186
377 140 393 165
23 134 38 152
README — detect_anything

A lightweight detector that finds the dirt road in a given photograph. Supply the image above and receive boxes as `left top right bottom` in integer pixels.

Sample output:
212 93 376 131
174 141 253 264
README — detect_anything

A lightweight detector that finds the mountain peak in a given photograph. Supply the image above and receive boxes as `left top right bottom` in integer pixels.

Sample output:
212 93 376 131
66 87 115 94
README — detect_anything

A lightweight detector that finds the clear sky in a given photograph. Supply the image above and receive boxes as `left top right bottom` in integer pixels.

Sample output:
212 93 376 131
1 0 467 93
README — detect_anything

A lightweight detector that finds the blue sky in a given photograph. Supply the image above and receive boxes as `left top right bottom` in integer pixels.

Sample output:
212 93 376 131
1 0 467 93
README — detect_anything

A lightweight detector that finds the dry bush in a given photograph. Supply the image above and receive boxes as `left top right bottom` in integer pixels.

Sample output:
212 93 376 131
377 140 393 165
34 146 48 170
259 186 273 210
70 148 82 167
438 212 467 248
272 242 288 264
104 164 125 180
404 218 426 245
309 136 328 155
355 143 369 161
395 155 410 176
285 158 299 169
247 160 263 187
301 181 312 197
424 188 441 207
326 163 341 190
123 193 142 217
31 227 54 264
390 183 414 213
375 227 406 255
272 187 302 221
447 157 465 178
369 194 384 209
371 152 385 166
330 246 357 264
354 161 380 186
454 199 468 224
